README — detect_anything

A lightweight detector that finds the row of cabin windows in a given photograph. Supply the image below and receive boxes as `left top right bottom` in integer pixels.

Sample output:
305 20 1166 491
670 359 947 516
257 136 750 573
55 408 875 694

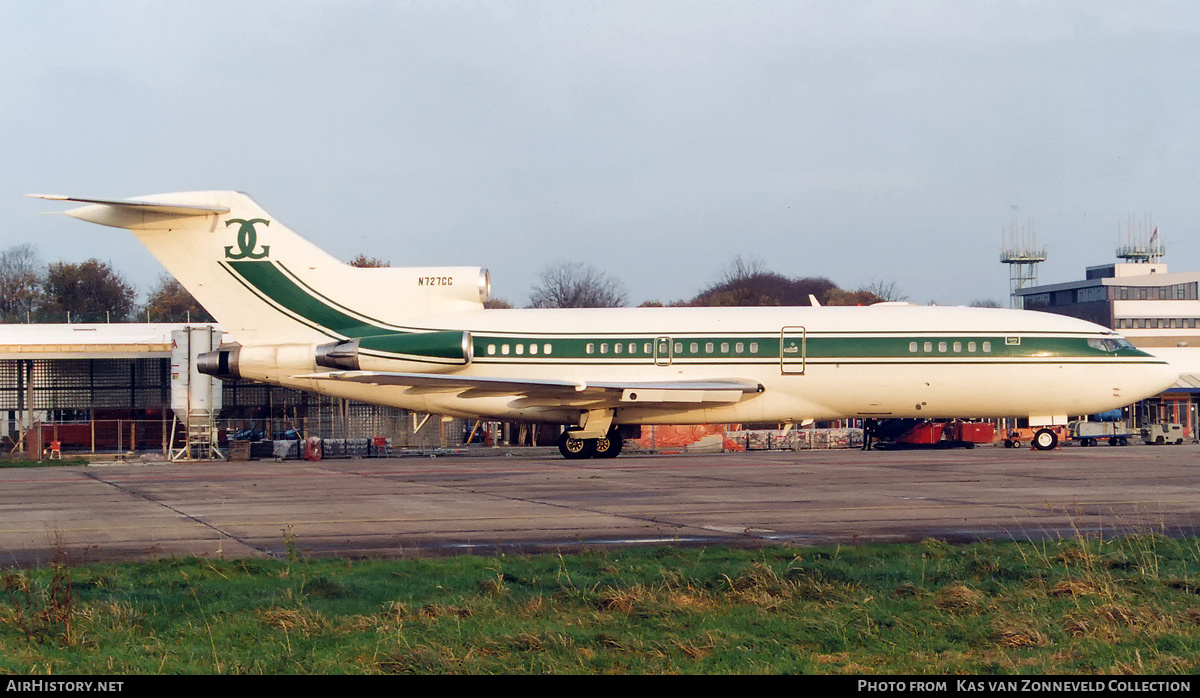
673 341 759 355
584 341 762 356
485 341 764 357
908 340 993 354
486 340 1002 357
485 343 554 356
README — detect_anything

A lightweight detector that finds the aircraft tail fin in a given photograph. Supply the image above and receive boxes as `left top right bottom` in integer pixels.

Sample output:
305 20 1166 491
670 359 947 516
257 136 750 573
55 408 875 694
34 191 489 345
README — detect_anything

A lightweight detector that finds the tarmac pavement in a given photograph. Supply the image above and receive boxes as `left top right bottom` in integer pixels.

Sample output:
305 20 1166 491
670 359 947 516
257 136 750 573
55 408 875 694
1 443 1197 566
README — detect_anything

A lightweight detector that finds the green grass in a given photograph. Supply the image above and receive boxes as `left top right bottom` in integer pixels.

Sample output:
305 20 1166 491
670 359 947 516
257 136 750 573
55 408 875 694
2 536 1199 674
0 456 90 468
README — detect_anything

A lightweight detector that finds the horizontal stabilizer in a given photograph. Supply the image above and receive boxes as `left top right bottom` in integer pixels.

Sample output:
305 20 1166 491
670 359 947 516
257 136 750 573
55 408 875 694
28 194 230 229
295 371 764 405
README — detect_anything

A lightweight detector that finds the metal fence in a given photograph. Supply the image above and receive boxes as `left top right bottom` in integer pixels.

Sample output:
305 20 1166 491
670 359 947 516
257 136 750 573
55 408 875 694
13 411 478 458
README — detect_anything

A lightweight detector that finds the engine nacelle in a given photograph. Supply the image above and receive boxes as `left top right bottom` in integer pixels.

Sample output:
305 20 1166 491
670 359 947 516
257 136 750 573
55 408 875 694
197 344 242 380
198 342 319 382
316 331 473 372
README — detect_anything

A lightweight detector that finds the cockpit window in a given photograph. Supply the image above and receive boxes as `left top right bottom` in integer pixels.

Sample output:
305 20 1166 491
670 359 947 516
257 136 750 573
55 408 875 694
1088 337 1134 352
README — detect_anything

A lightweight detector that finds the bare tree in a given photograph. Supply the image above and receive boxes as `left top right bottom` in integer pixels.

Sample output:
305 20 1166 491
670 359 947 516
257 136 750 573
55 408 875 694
0 243 43 322
528 262 627 308
861 279 908 303
720 255 769 285
691 256 837 306
970 299 1003 308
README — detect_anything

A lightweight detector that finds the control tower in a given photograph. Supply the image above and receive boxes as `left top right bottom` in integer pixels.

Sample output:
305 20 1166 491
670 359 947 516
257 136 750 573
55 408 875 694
1000 221 1046 309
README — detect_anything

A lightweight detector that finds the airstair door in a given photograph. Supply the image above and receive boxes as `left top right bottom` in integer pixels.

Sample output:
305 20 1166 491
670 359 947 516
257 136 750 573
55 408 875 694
781 326 806 375
654 336 673 366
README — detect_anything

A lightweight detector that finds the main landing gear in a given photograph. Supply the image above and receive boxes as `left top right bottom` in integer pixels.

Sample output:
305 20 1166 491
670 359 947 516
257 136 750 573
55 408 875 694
1003 428 1061 451
1031 428 1058 451
558 428 623 460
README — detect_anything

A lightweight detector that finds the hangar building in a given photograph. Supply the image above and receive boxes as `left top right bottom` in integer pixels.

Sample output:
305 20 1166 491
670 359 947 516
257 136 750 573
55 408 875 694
0 324 482 459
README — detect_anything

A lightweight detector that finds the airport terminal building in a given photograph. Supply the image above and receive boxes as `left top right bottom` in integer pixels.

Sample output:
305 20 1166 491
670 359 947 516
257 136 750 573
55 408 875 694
1016 261 1200 346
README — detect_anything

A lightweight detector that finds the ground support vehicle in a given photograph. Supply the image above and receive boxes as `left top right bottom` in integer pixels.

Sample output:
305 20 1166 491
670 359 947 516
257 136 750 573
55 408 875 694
869 419 995 450
1141 423 1185 445
1068 419 1133 447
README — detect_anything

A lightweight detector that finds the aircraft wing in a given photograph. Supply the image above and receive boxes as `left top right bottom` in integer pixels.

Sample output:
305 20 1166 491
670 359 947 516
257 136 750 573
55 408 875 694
294 371 764 406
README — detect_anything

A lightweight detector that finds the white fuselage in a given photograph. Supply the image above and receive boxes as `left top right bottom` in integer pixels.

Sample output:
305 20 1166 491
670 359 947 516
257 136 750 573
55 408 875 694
239 303 1178 426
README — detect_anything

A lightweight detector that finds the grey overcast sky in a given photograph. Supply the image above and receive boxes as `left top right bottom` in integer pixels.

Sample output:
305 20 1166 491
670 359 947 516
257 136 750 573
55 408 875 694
4 1 1199 308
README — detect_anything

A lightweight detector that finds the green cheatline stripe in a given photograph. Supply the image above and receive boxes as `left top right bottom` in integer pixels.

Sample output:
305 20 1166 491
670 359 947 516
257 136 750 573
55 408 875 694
358 331 469 363
226 261 391 338
222 261 1162 364
471 335 1156 362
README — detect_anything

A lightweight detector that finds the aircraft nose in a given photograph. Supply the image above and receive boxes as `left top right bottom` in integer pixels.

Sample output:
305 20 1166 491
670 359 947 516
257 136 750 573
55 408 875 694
1136 359 1180 400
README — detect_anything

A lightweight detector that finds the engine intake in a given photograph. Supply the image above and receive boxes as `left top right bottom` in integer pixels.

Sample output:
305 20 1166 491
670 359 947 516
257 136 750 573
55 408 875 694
316 338 361 371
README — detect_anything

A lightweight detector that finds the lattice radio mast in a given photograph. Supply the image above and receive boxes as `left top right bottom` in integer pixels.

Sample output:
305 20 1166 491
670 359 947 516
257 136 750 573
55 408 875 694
1000 220 1047 309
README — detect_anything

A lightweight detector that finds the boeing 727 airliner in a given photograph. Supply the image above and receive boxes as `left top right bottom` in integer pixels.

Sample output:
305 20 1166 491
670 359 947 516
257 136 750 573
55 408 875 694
33 192 1178 457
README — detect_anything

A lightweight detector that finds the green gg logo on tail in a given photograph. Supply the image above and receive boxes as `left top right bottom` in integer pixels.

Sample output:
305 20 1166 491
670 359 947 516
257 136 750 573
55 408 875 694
224 218 271 259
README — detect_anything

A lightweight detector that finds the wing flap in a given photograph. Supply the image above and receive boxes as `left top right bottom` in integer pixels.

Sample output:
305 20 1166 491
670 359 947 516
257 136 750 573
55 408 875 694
295 371 763 405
